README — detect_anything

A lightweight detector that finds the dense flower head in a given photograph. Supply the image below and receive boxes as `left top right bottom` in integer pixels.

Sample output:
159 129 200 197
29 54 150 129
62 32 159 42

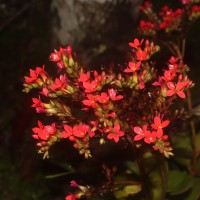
23 37 193 161
138 20 156 36
139 0 200 37
22 35 195 199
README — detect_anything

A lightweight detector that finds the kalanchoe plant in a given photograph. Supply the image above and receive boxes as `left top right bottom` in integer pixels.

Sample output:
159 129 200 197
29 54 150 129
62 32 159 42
23 37 193 199
139 0 200 37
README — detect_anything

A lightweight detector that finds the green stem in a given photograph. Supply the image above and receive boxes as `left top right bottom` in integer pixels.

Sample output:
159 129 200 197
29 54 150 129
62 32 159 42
166 39 197 175
135 149 152 200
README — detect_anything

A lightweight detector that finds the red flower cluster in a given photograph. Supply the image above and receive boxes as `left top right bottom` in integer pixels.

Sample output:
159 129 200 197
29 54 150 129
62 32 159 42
139 0 200 35
23 37 194 199
153 56 192 99
23 38 192 160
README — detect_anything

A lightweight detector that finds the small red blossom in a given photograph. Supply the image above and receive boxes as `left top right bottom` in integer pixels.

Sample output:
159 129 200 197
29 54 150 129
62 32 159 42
78 72 90 83
65 45 72 55
181 0 190 5
124 61 141 73
161 70 175 82
40 87 49 96
32 121 57 140
151 116 170 138
65 194 77 200
144 131 157 144
50 51 61 62
32 97 44 108
139 20 156 36
73 124 90 138
50 75 67 91
136 50 147 61
166 81 186 98
82 94 97 108
107 124 124 143
83 80 98 93
129 38 143 49
108 88 123 101
24 66 46 84
96 92 109 104
62 125 73 138
133 125 150 141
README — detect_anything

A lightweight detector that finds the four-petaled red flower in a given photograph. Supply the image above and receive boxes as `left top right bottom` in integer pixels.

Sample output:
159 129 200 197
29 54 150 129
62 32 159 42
96 92 109 104
62 125 73 138
136 50 147 61
82 94 97 108
32 121 57 140
73 124 90 138
129 38 143 49
108 88 123 101
133 125 150 141
151 116 170 138
107 124 124 143
124 61 141 73
166 81 186 98
24 66 46 84
50 75 67 91
83 80 98 93
144 131 157 144
78 72 90 83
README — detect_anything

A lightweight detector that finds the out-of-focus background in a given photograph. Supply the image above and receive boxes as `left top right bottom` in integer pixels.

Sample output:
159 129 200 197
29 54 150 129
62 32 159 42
0 0 199 199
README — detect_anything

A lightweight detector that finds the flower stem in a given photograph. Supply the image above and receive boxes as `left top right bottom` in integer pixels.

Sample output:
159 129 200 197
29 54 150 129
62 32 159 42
166 39 197 175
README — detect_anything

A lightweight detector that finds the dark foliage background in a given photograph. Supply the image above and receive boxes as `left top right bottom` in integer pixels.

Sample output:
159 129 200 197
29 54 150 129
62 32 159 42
0 0 199 199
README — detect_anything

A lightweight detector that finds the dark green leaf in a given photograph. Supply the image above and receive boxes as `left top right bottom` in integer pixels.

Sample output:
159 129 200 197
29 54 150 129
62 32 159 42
167 170 193 195
185 178 200 200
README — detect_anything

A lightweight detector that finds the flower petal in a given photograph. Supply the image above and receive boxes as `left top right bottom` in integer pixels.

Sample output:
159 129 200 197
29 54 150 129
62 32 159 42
177 91 186 98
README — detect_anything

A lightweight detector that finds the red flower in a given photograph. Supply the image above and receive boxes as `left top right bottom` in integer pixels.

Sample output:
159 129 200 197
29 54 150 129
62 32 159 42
64 45 72 56
136 50 147 61
129 38 143 49
166 81 186 98
32 97 44 108
73 124 90 138
139 20 156 36
50 75 67 91
78 72 90 83
133 125 150 141
144 131 157 144
83 80 98 93
107 124 124 143
151 116 170 138
124 61 141 73
24 66 46 84
96 92 109 104
50 51 61 62
82 94 97 108
32 121 57 140
62 125 73 138
181 0 190 5
161 70 175 82
31 97 46 113
65 194 77 200
108 88 123 101
40 87 49 96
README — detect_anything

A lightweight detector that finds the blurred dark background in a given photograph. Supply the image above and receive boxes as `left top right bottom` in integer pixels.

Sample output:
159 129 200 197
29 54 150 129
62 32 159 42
0 0 199 199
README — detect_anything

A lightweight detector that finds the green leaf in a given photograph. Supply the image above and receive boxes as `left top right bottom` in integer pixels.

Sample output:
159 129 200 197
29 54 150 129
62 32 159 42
124 185 142 195
114 185 141 199
172 133 192 153
185 178 200 200
167 170 193 195
149 168 166 200
45 171 75 179
124 161 140 175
